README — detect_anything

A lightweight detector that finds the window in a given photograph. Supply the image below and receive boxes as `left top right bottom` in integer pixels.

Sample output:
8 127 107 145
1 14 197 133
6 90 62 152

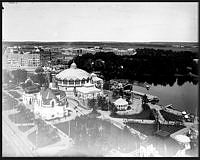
63 80 68 84
69 79 74 85
81 79 85 84
75 79 80 85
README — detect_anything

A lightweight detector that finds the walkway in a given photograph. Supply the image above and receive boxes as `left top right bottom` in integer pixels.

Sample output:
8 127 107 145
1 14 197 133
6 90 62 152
126 119 155 124
131 90 159 101
2 112 38 156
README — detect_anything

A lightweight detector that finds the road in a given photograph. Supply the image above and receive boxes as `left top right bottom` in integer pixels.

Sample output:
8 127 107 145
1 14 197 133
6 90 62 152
2 117 36 157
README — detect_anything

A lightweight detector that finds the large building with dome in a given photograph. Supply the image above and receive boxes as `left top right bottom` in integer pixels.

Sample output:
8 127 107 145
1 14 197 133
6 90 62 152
54 62 103 96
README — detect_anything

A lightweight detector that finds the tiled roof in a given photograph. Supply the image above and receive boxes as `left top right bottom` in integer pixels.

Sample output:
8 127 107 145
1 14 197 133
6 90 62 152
40 88 66 105
24 85 40 94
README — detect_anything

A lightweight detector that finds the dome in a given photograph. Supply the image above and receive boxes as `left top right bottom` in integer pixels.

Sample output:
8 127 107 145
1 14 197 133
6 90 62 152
55 62 90 80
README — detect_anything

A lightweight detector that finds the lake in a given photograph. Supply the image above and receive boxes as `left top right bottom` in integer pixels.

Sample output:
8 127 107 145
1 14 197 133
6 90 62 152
132 80 198 115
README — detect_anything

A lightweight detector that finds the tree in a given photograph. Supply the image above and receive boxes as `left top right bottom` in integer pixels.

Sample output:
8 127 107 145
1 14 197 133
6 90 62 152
142 94 148 104
11 69 27 84
97 96 108 111
109 103 117 116
88 98 97 110
3 69 12 84
35 66 44 74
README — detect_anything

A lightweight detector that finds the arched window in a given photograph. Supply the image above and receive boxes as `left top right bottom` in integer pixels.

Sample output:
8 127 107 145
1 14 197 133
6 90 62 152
69 79 74 85
63 80 68 85
75 79 80 85
29 98 31 105
81 79 85 85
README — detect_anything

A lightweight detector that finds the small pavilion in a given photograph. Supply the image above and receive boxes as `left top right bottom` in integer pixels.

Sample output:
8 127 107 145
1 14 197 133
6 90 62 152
113 97 128 111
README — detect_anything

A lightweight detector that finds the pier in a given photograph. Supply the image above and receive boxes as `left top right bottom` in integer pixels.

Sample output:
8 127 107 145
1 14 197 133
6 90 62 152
131 90 159 102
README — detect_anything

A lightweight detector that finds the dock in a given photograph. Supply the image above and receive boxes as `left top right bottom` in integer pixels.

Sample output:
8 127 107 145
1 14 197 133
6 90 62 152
131 90 159 101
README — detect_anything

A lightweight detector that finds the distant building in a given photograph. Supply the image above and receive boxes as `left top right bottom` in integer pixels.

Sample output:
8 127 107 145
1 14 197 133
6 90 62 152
3 47 40 72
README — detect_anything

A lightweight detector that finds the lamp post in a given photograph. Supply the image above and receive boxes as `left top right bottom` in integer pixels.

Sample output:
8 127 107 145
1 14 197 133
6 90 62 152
68 120 70 137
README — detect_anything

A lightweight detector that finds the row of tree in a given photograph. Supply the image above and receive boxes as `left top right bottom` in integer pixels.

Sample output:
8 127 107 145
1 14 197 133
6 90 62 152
3 67 49 87
72 48 198 85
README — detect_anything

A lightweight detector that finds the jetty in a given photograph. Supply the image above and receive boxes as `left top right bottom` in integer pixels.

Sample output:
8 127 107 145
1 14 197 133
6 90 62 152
131 90 159 102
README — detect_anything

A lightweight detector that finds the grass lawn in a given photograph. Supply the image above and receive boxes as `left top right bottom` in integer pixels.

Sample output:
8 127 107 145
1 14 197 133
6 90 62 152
18 125 34 132
55 117 140 154
146 136 181 157
8 90 21 98
8 110 34 124
127 123 157 136
2 92 18 111
127 123 185 136
27 128 60 148
159 124 185 134
160 110 184 122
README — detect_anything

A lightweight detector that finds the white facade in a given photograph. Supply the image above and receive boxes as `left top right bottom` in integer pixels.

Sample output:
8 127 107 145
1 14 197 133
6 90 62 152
114 97 128 111
3 48 40 72
22 92 37 111
33 89 68 120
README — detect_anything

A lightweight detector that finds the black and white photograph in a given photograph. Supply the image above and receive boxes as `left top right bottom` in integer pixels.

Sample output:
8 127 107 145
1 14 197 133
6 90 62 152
2 2 199 157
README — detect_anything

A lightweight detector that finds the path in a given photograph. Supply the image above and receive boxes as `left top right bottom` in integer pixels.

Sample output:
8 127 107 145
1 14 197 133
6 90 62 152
2 114 38 157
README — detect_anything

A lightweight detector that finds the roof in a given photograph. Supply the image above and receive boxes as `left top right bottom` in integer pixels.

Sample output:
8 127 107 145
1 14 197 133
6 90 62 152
55 62 90 80
76 85 101 94
40 88 58 105
114 98 128 106
84 82 94 87
24 85 40 94
90 73 97 77
51 89 66 99
92 76 103 82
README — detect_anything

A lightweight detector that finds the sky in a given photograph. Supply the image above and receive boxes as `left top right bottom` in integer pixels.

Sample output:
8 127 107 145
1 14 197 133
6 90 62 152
2 2 198 42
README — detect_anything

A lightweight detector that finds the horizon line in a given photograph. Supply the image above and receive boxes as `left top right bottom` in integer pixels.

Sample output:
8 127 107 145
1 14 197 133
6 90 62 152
2 40 198 43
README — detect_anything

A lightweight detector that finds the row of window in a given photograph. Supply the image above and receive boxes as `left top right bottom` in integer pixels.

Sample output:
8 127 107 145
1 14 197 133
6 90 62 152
57 79 90 85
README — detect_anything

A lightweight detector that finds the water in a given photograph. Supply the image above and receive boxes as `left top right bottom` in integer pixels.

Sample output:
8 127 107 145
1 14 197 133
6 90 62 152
133 80 198 115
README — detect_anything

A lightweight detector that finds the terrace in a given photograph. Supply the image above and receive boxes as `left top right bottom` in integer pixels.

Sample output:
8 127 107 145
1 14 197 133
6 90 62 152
8 90 22 98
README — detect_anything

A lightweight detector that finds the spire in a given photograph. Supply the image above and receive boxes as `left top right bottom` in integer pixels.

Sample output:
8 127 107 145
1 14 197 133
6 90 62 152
70 61 77 69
